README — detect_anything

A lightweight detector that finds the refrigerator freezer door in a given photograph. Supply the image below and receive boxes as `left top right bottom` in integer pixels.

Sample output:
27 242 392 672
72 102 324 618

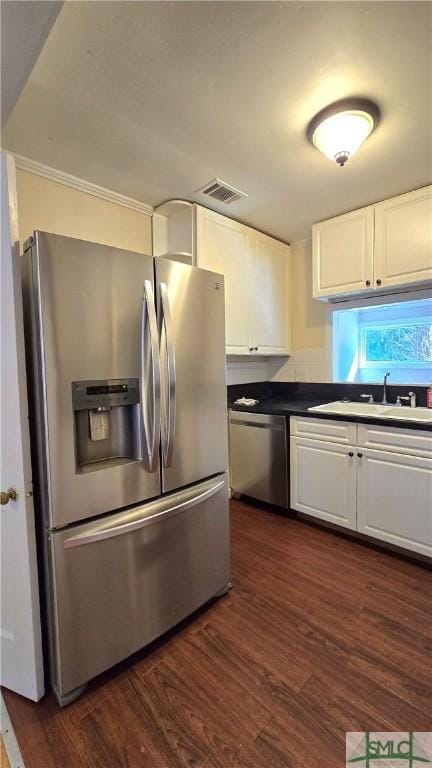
26 232 161 528
49 473 230 702
155 259 229 493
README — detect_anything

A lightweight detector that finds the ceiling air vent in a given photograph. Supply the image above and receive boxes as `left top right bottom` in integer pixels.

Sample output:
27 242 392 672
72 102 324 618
197 178 248 204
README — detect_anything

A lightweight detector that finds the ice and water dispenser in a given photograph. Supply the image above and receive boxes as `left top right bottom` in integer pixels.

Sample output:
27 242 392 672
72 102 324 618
72 379 142 472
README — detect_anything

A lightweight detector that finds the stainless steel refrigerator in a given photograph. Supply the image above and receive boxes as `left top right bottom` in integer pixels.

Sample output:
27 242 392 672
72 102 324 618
23 231 230 706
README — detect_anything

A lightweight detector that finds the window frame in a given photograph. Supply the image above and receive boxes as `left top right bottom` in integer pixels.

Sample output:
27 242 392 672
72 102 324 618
326 288 432 384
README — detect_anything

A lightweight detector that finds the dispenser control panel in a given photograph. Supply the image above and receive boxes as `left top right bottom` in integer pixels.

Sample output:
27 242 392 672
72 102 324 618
72 379 140 411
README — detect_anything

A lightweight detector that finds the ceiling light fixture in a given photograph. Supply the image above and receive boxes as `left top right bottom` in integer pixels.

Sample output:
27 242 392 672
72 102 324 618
307 98 380 167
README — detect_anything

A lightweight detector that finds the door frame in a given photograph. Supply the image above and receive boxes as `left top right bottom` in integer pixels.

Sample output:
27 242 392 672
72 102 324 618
0 151 44 701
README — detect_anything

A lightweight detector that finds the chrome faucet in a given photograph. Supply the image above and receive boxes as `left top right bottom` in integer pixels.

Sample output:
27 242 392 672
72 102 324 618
396 392 417 408
382 371 390 404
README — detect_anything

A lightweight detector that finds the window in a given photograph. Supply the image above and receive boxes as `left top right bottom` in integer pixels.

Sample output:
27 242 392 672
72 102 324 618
332 297 432 384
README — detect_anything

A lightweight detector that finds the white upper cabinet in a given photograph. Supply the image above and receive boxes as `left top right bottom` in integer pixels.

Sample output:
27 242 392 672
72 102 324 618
195 207 251 354
374 186 432 289
195 205 291 356
312 185 432 300
313 206 374 299
248 230 291 355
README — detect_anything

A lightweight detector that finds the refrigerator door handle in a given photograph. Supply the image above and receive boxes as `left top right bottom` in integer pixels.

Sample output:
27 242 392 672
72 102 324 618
159 282 176 468
63 478 225 548
141 280 161 472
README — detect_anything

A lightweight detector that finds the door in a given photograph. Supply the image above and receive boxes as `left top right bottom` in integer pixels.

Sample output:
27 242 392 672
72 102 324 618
49 474 229 701
229 412 288 507
249 231 291 354
290 436 357 529
374 186 432 289
196 206 251 353
357 448 432 557
155 259 228 493
24 233 161 529
312 206 374 298
0 152 44 700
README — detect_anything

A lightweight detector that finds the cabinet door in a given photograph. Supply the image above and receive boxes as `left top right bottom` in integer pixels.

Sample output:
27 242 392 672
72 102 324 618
374 186 432 289
249 231 291 354
312 206 374 299
196 206 250 354
290 436 356 529
357 448 432 557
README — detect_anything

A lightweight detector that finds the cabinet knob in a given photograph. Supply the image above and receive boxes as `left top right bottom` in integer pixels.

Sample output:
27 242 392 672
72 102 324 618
254 346 258 352
1 487 18 505
249 347 254 352
357 452 363 458
365 280 370 287
348 451 354 457
376 279 382 286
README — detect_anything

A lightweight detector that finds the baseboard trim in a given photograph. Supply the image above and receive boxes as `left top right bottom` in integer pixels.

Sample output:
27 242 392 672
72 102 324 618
1 694 25 768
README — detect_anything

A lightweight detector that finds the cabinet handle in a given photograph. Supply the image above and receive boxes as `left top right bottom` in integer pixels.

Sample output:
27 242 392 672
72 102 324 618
365 280 370 287
357 452 363 458
376 279 382 286
348 451 354 457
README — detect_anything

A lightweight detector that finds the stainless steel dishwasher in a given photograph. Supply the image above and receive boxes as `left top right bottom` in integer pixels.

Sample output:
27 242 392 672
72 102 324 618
228 410 289 508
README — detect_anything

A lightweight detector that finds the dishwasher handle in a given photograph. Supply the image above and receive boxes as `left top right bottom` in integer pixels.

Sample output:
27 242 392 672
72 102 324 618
229 417 285 431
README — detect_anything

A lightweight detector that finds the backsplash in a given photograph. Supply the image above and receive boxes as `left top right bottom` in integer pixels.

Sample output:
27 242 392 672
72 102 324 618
226 359 268 385
268 347 327 383
226 348 327 386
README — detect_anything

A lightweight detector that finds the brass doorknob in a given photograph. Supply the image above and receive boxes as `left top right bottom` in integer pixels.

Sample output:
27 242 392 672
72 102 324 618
1 488 18 505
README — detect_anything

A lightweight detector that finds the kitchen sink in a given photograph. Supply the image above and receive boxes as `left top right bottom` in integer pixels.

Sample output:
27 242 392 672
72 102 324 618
308 401 432 423
383 406 432 422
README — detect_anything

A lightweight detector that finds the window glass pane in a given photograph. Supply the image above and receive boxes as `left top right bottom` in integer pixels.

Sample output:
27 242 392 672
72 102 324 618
364 324 432 362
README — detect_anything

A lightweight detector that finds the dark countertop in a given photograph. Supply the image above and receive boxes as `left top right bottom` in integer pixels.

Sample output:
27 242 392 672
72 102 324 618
228 397 432 432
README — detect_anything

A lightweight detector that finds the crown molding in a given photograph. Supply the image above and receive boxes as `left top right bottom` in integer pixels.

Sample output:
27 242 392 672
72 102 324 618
13 154 154 216
290 238 309 248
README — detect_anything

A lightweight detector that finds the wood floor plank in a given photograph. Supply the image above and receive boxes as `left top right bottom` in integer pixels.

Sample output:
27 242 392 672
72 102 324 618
209 602 312 694
299 662 432 735
133 658 269 768
254 700 341 768
2 498 431 768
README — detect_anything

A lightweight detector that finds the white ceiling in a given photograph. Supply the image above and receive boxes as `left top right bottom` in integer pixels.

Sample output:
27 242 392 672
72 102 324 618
1 1 62 130
3 1 432 242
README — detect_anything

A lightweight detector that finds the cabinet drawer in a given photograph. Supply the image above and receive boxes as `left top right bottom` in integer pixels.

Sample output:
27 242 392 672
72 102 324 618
290 416 357 445
358 424 432 458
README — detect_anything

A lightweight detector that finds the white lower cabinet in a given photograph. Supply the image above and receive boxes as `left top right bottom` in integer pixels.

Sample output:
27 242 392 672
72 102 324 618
290 417 432 557
290 437 357 530
357 448 432 557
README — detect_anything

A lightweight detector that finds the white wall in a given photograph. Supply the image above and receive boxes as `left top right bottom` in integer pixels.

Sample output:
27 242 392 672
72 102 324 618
16 169 152 253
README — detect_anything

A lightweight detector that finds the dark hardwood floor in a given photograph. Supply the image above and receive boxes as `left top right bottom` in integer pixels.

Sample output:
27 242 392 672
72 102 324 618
3 499 432 768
